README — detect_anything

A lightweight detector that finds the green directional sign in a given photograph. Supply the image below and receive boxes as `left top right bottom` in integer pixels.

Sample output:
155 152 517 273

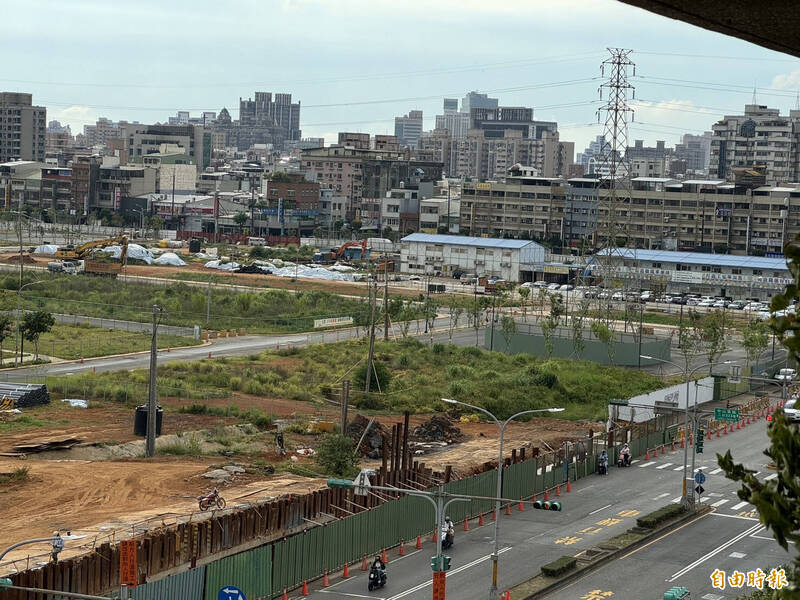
715 408 740 422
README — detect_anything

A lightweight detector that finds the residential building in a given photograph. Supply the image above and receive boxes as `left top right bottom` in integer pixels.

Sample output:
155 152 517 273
710 104 800 183
138 144 197 194
217 91 301 151
626 140 670 161
629 157 668 178
576 135 608 167
360 180 434 233
71 155 102 212
45 120 73 154
0 92 46 163
434 98 469 138
263 173 320 212
443 98 459 112
419 195 461 233
318 188 347 224
96 162 157 211
469 106 555 140
40 166 73 214
674 132 712 174
400 232 546 282
374 135 401 152
82 117 126 147
338 132 370 149
122 123 211 170
0 160 44 208
394 110 423 149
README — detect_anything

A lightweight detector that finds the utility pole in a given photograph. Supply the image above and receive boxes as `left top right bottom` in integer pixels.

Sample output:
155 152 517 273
383 255 389 341
145 305 161 458
489 292 497 351
341 379 350 433
206 279 211 324
171 169 176 231
365 276 377 396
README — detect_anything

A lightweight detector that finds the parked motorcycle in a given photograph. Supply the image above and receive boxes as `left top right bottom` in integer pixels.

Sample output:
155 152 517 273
198 488 226 511
368 564 387 591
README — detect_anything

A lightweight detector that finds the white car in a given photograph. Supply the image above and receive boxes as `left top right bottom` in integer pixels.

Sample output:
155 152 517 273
520 282 534 289
559 284 574 291
697 299 715 307
547 283 560 291
686 297 700 306
776 368 797 383
712 300 728 308
611 291 624 301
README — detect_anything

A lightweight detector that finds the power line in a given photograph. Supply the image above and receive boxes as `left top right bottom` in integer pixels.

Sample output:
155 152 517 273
635 75 799 96
637 50 800 63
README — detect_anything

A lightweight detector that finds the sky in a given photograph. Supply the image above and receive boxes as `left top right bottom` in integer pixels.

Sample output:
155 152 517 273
2 0 800 154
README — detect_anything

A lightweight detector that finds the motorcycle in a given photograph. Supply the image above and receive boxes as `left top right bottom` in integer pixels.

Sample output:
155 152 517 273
198 488 226 511
368 565 387 591
597 458 608 475
617 451 632 468
441 524 454 550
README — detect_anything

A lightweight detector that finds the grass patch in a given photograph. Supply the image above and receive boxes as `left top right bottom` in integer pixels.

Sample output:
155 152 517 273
157 435 202 456
41 339 671 421
636 504 687 529
540 556 577 577
177 403 274 429
0 466 30 485
0 415 50 433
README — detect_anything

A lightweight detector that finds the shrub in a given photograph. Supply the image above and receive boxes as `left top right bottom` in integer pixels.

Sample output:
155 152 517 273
461 346 482 358
532 372 559 388
541 556 577 577
0 466 30 485
315 433 359 477
229 376 242 391
353 361 392 393
432 343 446 354
157 436 202 456
636 504 687 529
180 403 209 415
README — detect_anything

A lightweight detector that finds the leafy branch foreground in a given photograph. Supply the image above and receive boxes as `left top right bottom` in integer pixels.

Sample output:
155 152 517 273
45 339 670 421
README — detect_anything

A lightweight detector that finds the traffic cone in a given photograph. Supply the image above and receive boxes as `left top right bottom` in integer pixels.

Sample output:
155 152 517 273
301 581 309 596
208 351 212 359
361 555 368 570
566 481 572 493
505 503 511 515
343 563 350 578
532 493 537 502
544 490 549 501
399 541 406 556
671 439 676 451
323 571 330 587
680 438 685 449
80 357 84 364
416 535 422 549
432 530 438 543
478 513 484 526
716 427 721 437
381 548 387 563
556 485 561 497
519 501 525 511
724 425 728 435
92 366 96 373
492 509 497 521
736 421 740 430
282 587 288 600
645 448 650 459
707 430 711 440
464 518 470 531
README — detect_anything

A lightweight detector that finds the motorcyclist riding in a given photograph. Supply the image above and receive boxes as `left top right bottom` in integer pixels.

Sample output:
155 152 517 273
368 556 387 590
442 517 455 549
619 443 631 467
598 449 609 475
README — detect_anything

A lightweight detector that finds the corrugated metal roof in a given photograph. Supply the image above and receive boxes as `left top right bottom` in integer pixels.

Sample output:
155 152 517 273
401 233 543 249
682 179 725 185
632 177 677 182
595 248 789 270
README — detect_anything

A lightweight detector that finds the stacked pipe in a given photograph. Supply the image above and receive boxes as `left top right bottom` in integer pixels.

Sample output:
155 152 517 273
0 383 50 408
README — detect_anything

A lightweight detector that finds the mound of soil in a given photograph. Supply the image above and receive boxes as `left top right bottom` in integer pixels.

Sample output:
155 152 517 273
346 414 391 458
411 415 464 444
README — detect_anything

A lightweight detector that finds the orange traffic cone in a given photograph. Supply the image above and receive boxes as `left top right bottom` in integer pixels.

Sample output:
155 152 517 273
680 438 685 449
478 513 484 526
671 439 676 451
282 588 288 600
343 562 350 578
323 571 330 587
505 504 511 515
432 530 438 543
645 448 651 459
566 481 572 493
381 548 387 563
464 518 470 531
736 421 741 430
492 509 497 521
301 581 309 596
208 351 212 359
532 493 537 502
716 427 721 437
519 501 525 511
361 555 368 570
544 490 549 501
415 535 422 549
399 541 406 556
556 485 561 497
707 430 711 440
724 425 728 435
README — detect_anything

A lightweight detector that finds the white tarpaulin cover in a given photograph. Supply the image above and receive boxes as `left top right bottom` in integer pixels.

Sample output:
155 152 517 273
204 260 240 271
153 252 186 266
33 244 59 255
99 244 153 264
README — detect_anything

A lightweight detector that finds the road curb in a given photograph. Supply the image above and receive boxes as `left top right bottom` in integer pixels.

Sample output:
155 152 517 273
513 506 712 599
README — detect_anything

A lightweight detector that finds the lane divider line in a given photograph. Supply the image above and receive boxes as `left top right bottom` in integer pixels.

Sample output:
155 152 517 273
667 523 763 582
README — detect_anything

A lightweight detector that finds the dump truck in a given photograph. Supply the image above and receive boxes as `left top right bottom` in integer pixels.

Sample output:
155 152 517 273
54 236 129 276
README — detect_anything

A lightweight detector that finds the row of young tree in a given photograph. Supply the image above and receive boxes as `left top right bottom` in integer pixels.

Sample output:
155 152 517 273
0 310 55 365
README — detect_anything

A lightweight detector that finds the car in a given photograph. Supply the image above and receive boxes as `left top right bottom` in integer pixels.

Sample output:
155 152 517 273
727 300 745 310
697 299 715 307
775 368 797 383
640 291 653 302
559 284 574 291
519 282 534 289
598 291 611 300
672 296 687 305
583 289 598 299
547 283 561 290
409 275 421 281
686 297 700 306
781 398 800 423
611 291 624 301
532 281 548 289
712 300 728 308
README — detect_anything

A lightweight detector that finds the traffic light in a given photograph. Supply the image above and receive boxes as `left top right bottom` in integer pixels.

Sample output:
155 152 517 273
430 555 452 571
695 428 704 454
0 578 11 588
442 555 451 571
533 500 562 511
327 478 354 489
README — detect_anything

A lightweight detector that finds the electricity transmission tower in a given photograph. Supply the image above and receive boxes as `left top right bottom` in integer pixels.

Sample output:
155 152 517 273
594 48 637 295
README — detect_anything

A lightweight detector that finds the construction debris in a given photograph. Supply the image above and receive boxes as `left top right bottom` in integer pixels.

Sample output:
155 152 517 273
346 414 391 459
411 415 464 444
12 437 83 455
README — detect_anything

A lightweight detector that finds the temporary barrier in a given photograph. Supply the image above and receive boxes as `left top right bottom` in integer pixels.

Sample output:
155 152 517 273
128 567 206 600
204 546 271 600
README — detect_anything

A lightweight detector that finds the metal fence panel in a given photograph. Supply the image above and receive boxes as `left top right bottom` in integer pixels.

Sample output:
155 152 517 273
129 567 205 600
204 545 271 600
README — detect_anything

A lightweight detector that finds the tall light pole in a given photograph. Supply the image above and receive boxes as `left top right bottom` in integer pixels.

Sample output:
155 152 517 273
442 398 564 600
641 355 732 507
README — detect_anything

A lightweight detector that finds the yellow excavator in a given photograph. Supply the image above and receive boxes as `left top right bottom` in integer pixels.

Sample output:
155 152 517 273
53 235 129 276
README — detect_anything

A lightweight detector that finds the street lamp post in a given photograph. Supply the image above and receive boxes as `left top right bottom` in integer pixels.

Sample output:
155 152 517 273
442 398 564 600
640 355 732 507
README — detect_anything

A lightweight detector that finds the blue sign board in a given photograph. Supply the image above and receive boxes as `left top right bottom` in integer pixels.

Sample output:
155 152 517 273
694 471 706 485
219 586 246 600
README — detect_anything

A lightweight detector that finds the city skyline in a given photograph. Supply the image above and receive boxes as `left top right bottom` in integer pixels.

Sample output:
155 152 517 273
2 0 799 152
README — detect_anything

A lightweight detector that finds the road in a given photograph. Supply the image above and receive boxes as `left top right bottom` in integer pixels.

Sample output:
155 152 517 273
299 400 778 600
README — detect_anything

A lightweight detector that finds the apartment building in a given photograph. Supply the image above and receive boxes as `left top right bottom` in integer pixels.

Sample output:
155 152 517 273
121 123 211 170
263 173 320 212
71 155 102 212
0 92 46 163
40 166 73 214
394 110 423 149
710 104 800 183
82 117 127 147
0 160 44 208
461 172 800 255
96 163 157 211
138 144 197 193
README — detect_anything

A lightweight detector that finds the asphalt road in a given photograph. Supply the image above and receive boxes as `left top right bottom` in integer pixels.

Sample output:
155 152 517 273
298 401 778 600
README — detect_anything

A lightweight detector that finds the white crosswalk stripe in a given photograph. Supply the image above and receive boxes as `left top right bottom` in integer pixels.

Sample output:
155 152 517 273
732 501 750 510
711 499 729 507
672 496 683 503
765 473 778 481
654 492 669 500
710 468 723 475
673 466 684 471
656 463 673 470
638 461 655 468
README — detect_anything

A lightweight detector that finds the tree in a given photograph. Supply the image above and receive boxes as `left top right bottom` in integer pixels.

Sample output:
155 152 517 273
0 315 11 366
571 299 590 359
500 315 516 354
699 309 728 372
146 215 163 239
591 321 616 365
233 212 249 234
518 287 531 322
21 310 55 361
742 319 771 366
448 300 464 341
316 433 360 478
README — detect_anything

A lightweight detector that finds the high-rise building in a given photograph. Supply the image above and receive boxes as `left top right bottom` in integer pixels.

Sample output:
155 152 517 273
710 104 800 183
121 123 211 170
434 98 470 139
45 120 73 154
469 106 557 140
443 98 459 113
576 135 607 167
0 92 46 163
674 132 712 175
626 139 669 160
83 117 127 147
461 91 498 115
394 110 423 149
220 91 301 150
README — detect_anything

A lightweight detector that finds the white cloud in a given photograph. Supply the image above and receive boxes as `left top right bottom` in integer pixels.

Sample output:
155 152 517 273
49 105 96 132
771 70 800 91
